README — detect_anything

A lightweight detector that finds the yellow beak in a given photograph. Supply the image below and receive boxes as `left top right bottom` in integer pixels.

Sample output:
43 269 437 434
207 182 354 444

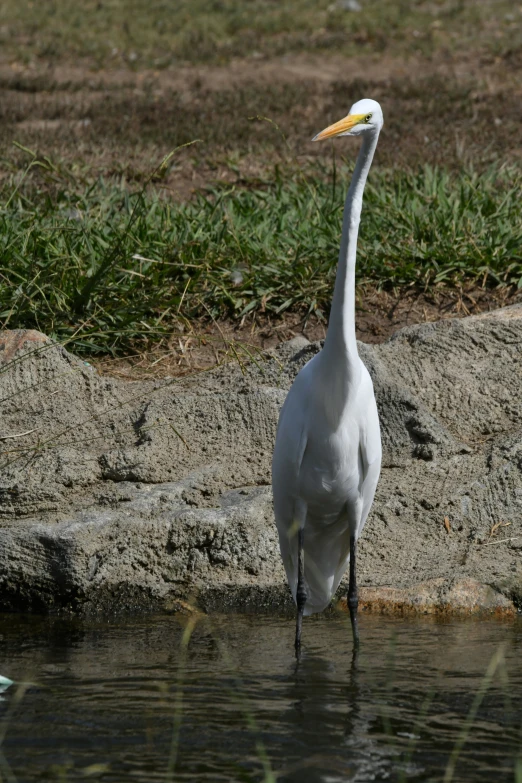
312 112 367 142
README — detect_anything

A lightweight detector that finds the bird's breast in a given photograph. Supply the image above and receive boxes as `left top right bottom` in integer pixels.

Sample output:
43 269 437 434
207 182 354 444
297 421 361 516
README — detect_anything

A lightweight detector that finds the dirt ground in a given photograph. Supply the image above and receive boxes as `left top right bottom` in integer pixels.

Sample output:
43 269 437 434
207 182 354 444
2 49 522 190
93 284 522 379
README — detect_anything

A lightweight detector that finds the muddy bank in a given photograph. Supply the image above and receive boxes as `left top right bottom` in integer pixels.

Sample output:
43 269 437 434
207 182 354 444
1 308 521 616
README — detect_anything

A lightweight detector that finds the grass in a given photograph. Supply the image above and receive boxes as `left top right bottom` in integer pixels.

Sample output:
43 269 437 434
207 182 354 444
1 155 521 355
0 0 521 67
0 0 521 358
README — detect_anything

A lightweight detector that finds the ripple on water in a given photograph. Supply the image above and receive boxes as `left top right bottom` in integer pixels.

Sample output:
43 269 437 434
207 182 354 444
0 612 521 782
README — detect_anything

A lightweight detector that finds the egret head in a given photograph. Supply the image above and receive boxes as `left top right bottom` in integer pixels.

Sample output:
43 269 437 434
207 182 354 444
312 98 383 142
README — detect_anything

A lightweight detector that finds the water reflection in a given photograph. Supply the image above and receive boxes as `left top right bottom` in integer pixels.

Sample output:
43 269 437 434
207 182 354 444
278 649 363 782
275 640 402 783
0 612 521 782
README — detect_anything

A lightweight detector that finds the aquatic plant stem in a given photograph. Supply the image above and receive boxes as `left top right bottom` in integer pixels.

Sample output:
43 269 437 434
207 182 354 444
167 615 199 781
443 644 507 783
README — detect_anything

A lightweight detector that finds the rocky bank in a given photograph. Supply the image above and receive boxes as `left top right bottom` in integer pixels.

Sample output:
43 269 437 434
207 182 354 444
1 307 521 616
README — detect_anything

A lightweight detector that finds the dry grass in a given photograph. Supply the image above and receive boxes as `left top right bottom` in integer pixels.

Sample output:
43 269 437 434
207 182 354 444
91 284 522 379
2 52 522 192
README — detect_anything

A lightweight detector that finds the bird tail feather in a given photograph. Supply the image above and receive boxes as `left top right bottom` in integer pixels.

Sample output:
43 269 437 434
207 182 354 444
278 520 351 616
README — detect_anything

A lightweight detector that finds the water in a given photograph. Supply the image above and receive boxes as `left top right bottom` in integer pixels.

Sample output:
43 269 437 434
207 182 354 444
0 612 521 782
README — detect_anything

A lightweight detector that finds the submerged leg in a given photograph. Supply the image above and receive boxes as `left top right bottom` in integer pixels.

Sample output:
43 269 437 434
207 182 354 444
295 527 307 658
347 534 359 648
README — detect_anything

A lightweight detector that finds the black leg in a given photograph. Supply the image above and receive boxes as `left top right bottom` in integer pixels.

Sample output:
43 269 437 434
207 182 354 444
295 527 307 658
347 534 359 648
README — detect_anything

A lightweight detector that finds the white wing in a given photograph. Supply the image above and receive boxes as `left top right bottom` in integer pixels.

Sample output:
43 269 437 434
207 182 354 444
357 380 382 537
272 360 315 600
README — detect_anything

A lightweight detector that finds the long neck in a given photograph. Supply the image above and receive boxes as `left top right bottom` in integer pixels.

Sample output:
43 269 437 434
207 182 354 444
322 131 379 369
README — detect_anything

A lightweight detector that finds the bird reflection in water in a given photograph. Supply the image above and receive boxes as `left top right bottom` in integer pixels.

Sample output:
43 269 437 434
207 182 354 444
272 641 397 783
274 646 360 783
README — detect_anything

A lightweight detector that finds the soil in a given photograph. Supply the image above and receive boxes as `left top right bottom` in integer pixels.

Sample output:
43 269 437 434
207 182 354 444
1 48 522 195
93 284 522 380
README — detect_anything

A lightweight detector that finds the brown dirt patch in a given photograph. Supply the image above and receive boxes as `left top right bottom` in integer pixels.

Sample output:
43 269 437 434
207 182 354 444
93 284 522 380
1 49 522 195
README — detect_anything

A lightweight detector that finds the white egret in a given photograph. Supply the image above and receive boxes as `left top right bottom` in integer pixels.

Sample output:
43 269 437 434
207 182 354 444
272 99 383 656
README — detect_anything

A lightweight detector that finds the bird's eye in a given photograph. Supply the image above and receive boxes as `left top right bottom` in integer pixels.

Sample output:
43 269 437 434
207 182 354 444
364 113 373 123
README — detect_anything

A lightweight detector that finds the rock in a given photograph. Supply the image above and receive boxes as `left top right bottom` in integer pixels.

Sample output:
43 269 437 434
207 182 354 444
1 307 522 615
349 578 516 616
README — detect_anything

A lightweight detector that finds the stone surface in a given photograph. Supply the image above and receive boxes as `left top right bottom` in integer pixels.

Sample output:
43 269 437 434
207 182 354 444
1 308 522 616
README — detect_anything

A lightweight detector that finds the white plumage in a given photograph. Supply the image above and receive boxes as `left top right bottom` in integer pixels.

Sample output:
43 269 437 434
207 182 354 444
271 99 383 654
